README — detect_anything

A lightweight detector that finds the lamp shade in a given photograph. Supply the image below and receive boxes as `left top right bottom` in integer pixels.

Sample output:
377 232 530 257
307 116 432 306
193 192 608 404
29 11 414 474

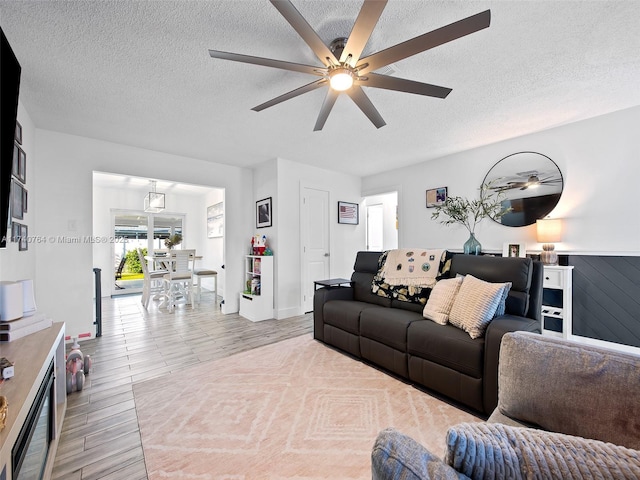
536 218 562 243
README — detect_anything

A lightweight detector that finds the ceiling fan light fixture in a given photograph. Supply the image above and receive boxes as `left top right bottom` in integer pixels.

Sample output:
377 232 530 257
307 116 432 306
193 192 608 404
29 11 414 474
329 68 354 91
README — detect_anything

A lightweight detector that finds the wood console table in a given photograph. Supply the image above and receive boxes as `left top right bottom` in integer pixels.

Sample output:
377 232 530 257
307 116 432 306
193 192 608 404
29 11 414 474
0 322 66 480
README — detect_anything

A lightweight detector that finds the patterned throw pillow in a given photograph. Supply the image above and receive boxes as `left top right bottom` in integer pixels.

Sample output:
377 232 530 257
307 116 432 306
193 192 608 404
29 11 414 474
422 277 464 325
449 275 512 339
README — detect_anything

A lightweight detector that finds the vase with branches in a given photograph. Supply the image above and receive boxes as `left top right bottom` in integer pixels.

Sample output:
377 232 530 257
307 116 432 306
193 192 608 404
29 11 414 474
431 185 511 254
164 233 182 249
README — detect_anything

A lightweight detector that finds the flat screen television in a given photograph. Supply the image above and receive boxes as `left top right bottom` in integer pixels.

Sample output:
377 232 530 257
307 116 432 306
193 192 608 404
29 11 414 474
0 26 21 248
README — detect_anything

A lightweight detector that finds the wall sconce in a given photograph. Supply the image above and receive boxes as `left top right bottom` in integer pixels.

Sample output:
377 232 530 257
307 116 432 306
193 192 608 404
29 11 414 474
144 181 165 213
536 218 562 265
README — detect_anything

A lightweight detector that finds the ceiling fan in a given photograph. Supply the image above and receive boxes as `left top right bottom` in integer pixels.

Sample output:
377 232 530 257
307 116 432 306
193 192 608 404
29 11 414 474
209 0 490 131
492 171 564 192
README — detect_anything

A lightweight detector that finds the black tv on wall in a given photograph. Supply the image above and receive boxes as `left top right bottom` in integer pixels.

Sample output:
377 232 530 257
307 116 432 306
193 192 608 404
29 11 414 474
0 26 21 248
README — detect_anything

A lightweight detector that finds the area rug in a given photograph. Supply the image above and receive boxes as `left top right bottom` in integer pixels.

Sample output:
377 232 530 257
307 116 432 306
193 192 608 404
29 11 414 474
133 334 481 479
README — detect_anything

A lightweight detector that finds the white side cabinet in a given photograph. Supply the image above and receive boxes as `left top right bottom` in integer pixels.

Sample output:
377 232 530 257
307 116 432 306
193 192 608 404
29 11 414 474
239 255 273 322
541 265 574 339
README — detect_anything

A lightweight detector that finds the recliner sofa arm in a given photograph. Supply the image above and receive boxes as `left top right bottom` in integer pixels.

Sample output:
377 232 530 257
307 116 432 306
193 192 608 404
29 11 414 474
313 286 354 342
372 428 469 480
495 331 640 450
482 316 540 415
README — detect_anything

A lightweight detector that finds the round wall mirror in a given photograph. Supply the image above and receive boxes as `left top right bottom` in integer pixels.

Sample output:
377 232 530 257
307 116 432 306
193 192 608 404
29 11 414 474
481 152 563 227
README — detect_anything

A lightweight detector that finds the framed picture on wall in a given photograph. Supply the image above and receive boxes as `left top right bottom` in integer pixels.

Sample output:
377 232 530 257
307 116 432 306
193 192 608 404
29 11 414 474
11 143 26 184
15 121 22 145
503 242 526 258
207 202 224 238
11 222 20 243
11 178 24 220
19 224 28 251
338 201 359 225
256 197 272 228
426 186 447 208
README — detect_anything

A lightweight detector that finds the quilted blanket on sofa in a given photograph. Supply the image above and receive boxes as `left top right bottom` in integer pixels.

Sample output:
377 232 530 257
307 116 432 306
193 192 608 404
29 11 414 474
445 423 640 479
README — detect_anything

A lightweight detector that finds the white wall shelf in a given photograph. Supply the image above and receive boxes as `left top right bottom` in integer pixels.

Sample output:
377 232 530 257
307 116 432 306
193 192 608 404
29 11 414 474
239 255 273 322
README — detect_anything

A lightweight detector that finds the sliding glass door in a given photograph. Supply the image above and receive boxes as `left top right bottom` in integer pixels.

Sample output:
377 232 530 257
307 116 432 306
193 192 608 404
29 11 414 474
112 211 184 296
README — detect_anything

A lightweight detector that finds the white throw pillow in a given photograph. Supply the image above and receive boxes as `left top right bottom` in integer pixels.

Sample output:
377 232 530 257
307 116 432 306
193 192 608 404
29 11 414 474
422 277 464 325
449 275 512 339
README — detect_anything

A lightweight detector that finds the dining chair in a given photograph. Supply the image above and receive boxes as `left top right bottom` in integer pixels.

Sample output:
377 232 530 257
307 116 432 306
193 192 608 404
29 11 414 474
193 268 217 304
163 249 196 312
137 248 167 309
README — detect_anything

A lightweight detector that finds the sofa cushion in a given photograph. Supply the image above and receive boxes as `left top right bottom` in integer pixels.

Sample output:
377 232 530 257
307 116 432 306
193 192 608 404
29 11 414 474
407 321 484 379
323 300 377 335
352 271 392 307
360 308 424 352
445 422 640 480
448 275 512 339
449 255 532 317
423 276 464 325
499 332 640 450
372 428 466 480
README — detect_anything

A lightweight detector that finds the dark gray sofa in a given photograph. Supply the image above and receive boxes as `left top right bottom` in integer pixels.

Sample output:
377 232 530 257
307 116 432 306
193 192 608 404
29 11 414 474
313 251 543 415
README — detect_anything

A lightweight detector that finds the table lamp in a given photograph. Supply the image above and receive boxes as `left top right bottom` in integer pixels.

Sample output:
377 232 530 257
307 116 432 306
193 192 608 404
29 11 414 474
536 218 562 265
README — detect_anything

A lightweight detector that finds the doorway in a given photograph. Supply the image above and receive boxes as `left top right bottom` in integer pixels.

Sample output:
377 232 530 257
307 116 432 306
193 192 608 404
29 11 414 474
111 211 184 296
364 191 398 251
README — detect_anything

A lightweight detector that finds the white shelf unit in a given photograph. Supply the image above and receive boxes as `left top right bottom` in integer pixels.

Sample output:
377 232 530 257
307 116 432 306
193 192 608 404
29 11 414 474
239 255 273 322
541 265 573 339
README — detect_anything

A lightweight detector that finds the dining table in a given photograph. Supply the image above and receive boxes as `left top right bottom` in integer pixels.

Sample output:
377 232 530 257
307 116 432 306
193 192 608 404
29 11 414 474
145 252 202 271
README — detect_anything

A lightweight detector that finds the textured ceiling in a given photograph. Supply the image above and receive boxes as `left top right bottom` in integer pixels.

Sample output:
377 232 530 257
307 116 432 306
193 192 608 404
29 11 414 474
1 1 639 177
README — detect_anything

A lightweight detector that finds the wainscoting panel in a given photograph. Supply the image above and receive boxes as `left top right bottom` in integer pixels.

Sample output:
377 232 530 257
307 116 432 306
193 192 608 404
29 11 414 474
568 255 640 348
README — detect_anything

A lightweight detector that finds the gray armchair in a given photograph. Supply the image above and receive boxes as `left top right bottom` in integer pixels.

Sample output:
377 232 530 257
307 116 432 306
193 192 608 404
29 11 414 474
372 332 640 479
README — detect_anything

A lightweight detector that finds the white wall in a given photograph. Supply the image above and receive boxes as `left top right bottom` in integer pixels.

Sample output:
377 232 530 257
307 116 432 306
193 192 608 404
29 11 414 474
34 129 253 339
0 102 36 284
92 182 222 297
254 158 364 319
363 106 640 255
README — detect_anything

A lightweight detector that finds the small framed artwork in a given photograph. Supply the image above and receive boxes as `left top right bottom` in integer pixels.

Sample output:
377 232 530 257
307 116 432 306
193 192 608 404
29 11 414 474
426 187 447 208
503 242 526 258
11 222 20 243
256 197 272 228
338 201 359 225
22 188 28 214
11 179 24 220
19 224 28 251
207 202 224 238
15 121 22 145
12 142 26 184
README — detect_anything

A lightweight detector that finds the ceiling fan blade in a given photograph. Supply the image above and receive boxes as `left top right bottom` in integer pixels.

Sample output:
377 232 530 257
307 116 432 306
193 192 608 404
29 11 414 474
346 86 386 129
314 90 339 131
270 0 336 66
209 50 325 76
358 73 452 98
252 79 327 112
357 10 491 74
340 0 388 66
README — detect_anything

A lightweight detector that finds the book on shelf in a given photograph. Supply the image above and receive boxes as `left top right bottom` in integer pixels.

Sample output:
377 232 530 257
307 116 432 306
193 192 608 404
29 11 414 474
0 315 52 342
254 257 261 274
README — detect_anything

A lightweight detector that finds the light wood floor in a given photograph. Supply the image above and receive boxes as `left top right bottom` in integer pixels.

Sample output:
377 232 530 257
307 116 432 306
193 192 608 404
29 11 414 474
52 293 313 480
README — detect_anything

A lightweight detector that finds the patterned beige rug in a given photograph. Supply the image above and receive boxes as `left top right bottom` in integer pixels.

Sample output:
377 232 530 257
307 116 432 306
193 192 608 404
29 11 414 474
134 334 481 479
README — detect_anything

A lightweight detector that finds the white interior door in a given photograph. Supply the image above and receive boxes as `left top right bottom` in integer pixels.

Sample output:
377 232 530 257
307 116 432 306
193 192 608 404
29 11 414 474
367 203 384 251
302 187 330 313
